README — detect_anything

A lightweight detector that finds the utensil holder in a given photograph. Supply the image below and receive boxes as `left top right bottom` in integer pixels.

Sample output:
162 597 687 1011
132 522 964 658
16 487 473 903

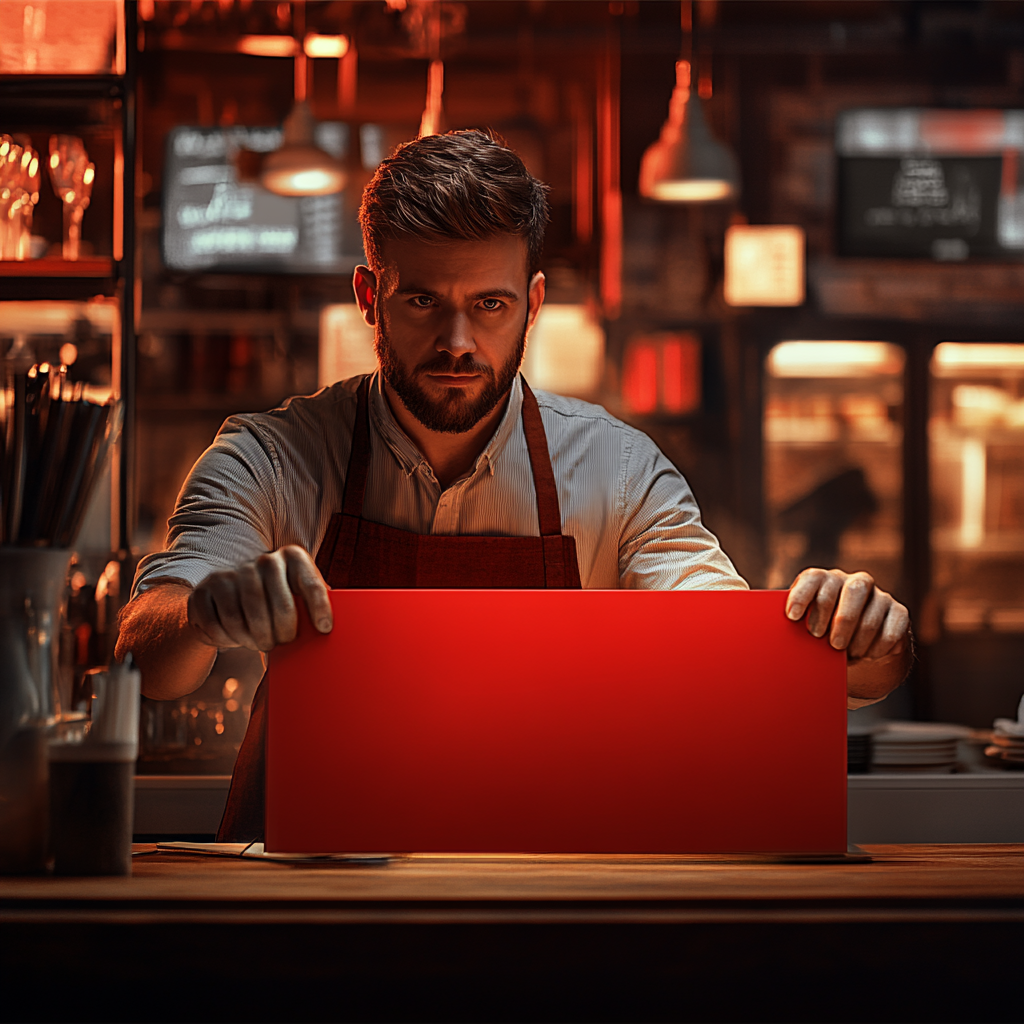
0 547 72 873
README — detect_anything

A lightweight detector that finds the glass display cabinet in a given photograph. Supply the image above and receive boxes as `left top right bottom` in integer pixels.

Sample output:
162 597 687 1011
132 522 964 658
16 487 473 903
927 342 1024 727
763 340 905 595
930 343 1024 632
763 337 1024 727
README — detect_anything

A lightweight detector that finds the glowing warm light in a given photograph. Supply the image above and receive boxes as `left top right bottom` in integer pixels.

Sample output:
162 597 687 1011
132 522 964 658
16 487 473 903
768 342 904 378
238 35 298 57
59 342 78 365
522 305 605 397
933 343 1024 371
724 225 805 307
418 60 445 138
660 334 701 415
64 190 75 203
49 151 59 169
623 342 659 414
0 140 9 157
319 304 377 387
304 34 349 58
261 163 344 196
960 436 986 548
81 384 112 404
622 333 702 416
28 156 37 177
21 149 31 169
83 165 94 185
649 179 732 202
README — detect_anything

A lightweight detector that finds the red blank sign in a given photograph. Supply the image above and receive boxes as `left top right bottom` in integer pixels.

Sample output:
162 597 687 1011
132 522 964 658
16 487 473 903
266 589 847 854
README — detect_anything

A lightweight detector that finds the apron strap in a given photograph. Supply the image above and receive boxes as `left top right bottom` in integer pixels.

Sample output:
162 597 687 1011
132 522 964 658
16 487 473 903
341 377 373 519
520 380 564 538
520 381 568 588
313 377 373 587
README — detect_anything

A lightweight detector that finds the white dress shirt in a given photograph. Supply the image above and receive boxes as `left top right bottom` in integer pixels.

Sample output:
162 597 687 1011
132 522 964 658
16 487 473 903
133 373 748 596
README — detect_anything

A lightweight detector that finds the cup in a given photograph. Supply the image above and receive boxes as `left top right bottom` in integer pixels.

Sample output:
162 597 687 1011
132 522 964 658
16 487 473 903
47 135 95 262
0 547 72 874
48 658 140 876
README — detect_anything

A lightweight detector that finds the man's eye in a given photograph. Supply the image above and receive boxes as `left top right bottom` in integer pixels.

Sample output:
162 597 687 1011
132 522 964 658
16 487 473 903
480 298 504 311
411 296 434 308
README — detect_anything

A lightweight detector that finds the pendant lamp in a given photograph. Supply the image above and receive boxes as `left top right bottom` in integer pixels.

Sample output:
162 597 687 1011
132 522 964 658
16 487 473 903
260 3 345 199
261 99 346 196
638 60 739 203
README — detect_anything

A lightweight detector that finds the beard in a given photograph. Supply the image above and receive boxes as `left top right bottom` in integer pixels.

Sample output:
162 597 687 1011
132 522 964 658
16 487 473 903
375 316 528 435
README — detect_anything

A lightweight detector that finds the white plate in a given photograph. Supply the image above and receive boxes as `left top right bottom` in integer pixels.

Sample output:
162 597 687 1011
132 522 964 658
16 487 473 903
874 721 970 742
873 746 958 756
874 758 957 766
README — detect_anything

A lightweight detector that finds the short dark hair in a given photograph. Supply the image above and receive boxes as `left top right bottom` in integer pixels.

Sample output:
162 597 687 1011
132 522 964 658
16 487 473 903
359 129 549 278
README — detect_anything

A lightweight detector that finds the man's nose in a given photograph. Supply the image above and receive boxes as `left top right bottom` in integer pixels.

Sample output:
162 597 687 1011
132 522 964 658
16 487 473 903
437 312 476 357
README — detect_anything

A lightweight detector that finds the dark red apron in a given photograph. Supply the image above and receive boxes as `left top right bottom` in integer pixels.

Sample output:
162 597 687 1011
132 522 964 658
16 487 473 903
217 377 581 841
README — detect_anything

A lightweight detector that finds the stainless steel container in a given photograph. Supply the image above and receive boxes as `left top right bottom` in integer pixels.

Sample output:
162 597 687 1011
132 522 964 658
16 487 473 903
0 547 72 873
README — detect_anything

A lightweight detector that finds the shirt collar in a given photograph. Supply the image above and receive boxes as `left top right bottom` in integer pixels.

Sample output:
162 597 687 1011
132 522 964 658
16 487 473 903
367 371 524 480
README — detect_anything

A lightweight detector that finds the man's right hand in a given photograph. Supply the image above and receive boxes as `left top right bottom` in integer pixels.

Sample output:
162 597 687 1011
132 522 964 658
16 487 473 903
187 545 333 653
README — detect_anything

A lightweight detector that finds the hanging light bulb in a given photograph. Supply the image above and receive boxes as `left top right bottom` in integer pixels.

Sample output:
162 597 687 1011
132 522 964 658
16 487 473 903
261 100 346 196
260 9 346 198
418 59 445 138
639 59 738 203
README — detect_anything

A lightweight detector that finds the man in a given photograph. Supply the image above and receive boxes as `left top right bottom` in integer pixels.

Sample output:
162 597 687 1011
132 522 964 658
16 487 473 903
117 130 911 840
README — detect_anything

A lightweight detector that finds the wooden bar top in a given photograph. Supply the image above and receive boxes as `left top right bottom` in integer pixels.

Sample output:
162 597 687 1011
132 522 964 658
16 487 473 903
1 844 1021 920
4 845 1022 1021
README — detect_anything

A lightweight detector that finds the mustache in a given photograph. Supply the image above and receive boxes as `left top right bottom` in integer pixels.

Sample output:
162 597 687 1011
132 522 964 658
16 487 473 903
414 351 495 378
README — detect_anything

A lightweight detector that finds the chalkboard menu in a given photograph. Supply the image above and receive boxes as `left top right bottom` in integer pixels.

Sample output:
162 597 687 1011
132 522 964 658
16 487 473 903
836 110 1024 261
162 125 361 273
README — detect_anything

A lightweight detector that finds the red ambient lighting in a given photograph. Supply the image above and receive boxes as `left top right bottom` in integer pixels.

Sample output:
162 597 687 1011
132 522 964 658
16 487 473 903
623 332 701 416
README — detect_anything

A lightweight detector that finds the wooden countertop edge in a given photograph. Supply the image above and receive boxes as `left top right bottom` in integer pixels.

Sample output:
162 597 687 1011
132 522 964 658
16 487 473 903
2 902 1022 926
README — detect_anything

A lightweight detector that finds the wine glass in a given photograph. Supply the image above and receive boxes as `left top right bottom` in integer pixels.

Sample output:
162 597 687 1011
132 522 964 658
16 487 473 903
0 135 23 260
8 137 40 261
47 135 95 261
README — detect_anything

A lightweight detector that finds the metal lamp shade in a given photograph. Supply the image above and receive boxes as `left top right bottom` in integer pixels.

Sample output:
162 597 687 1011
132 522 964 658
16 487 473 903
261 101 345 197
640 84 739 203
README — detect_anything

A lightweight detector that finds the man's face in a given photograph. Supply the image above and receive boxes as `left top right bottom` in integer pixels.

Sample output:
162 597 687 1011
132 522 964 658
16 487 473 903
353 234 545 434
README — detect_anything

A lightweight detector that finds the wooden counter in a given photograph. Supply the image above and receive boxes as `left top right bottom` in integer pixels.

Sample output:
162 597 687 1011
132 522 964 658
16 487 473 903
3 844 1021 1022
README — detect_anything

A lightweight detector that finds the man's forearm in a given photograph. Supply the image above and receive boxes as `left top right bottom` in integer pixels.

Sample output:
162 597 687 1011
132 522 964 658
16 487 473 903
115 583 218 700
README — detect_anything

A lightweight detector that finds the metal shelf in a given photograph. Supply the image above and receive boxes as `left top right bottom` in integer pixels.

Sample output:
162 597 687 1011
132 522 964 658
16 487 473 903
0 256 117 279
0 75 125 99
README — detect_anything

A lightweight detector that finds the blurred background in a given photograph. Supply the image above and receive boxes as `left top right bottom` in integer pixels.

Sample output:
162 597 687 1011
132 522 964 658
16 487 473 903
3 0 1024 779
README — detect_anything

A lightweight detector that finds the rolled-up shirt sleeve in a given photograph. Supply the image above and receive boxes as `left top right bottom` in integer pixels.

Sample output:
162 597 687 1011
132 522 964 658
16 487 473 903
131 417 283 599
617 430 748 591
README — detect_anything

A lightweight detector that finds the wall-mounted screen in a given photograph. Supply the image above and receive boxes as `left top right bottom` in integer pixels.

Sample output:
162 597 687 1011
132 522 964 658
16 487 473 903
836 109 1024 261
162 125 364 274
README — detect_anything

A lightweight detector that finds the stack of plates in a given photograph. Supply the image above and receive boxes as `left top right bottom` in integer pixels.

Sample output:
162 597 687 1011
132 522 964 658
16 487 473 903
871 722 968 773
985 709 1024 769
846 728 873 774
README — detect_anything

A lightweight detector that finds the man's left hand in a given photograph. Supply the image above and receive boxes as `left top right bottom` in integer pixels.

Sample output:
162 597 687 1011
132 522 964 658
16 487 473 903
785 568 912 702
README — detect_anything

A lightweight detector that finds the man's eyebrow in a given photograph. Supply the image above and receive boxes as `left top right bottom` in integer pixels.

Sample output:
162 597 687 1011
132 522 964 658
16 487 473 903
470 288 521 301
394 285 522 301
395 285 443 297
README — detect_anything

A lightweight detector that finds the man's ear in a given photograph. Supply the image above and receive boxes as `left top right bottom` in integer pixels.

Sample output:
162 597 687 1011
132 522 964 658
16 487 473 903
526 271 546 335
352 266 378 326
